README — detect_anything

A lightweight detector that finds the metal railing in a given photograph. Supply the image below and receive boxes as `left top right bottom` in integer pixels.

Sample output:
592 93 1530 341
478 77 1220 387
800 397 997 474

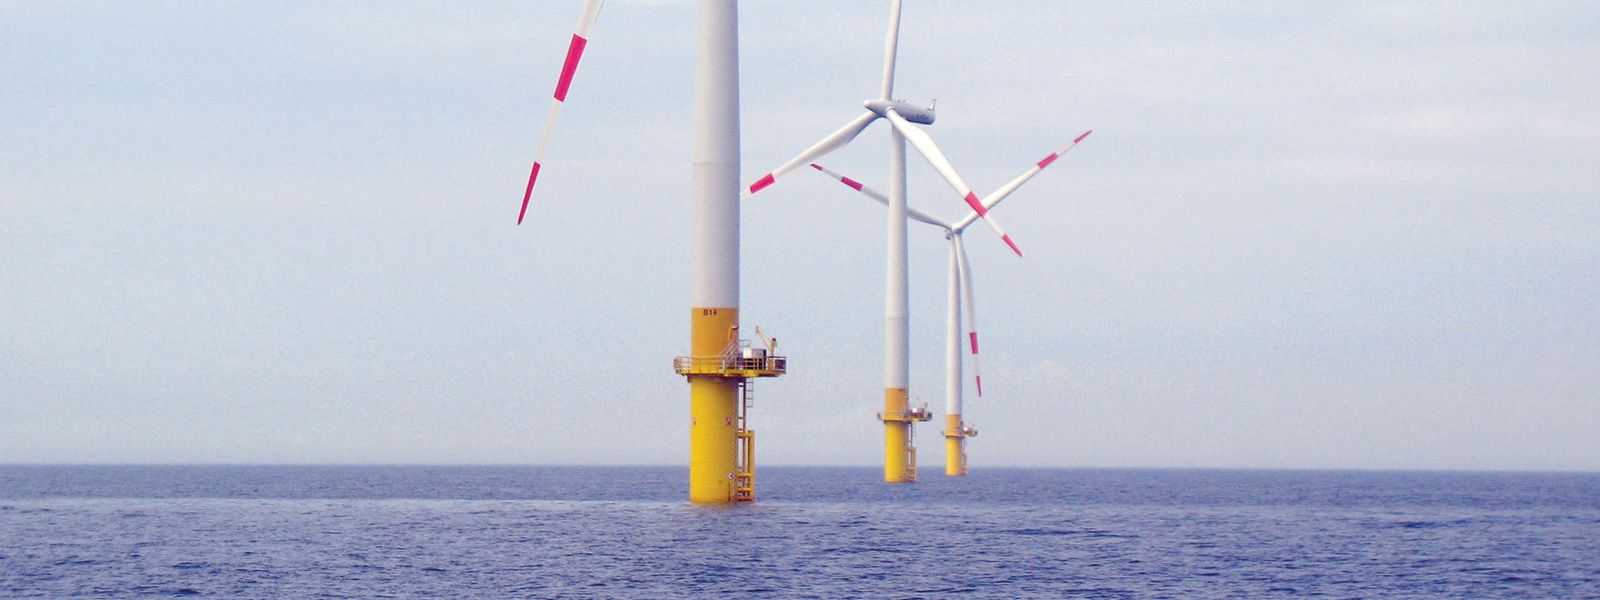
672 355 787 374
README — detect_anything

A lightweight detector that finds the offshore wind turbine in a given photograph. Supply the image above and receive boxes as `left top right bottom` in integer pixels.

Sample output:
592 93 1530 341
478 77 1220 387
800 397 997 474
517 0 785 504
744 0 1024 482
809 130 1090 474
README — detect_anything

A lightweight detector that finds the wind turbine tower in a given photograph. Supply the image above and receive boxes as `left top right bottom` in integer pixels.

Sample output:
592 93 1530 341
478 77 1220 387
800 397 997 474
672 0 787 505
521 0 784 505
744 0 1021 482
876 0 931 483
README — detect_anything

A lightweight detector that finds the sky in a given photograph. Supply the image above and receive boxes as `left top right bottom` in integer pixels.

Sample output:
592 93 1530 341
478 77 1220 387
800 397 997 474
2 1 1597 471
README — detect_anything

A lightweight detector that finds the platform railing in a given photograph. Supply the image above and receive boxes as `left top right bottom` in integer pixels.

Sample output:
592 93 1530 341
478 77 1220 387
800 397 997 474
672 355 787 375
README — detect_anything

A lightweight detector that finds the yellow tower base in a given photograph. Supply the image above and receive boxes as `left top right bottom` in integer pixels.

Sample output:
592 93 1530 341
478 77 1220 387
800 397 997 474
943 414 978 477
688 377 738 503
880 387 932 483
677 307 785 504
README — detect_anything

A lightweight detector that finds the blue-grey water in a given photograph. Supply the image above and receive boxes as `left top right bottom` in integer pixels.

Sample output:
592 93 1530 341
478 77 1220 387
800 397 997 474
2 466 1597 598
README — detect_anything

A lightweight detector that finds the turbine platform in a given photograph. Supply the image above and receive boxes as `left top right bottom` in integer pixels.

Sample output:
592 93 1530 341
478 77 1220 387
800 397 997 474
674 336 785 502
672 355 786 378
944 419 978 477
878 404 933 423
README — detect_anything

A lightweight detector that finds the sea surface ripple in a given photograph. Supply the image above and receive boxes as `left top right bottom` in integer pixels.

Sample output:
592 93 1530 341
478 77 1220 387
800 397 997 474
2 466 1597 598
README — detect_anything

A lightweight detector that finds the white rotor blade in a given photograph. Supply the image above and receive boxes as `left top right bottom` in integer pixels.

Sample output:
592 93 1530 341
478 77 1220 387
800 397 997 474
518 0 606 225
954 130 1093 233
808 163 947 229
883 109 1022 257
955 234 983 396
744 112 878 197
879 0 904 99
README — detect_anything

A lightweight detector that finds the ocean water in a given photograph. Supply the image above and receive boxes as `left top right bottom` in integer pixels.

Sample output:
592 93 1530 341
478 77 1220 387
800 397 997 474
2 466 1597 598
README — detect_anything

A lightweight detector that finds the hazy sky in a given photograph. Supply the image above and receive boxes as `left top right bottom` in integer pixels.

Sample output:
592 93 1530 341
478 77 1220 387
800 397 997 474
3 1 1597 471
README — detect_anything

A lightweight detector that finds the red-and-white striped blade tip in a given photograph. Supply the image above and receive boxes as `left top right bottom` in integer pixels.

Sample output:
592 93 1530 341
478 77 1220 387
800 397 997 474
812 164 865 191
749 173 776 195
963 191 988 217
1002 235 1022 257
1074 129 1094 144
552 34 588 102
518 162 542 224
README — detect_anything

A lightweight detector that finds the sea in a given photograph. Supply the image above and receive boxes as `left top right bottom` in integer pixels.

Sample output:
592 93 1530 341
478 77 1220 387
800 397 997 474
1 466 1596 598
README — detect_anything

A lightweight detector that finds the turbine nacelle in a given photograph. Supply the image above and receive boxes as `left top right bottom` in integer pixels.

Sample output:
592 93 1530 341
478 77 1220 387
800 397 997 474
864 99 935 125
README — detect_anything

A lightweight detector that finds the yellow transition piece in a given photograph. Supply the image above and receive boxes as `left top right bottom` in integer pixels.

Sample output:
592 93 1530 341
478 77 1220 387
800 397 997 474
944 414 967 477
688 307 739 504
882 387 914 483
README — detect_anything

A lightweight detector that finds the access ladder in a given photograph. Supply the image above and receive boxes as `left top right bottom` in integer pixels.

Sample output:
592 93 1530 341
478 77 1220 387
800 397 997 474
733 379 755 502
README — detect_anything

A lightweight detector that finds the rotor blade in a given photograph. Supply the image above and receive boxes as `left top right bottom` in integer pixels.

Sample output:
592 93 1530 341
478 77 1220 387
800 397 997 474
808 163 947 229
745 112 878 197
953 129 1093 233
955 234 983 396
518 0 606 224
879 0 904 99
883 109 1023 257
